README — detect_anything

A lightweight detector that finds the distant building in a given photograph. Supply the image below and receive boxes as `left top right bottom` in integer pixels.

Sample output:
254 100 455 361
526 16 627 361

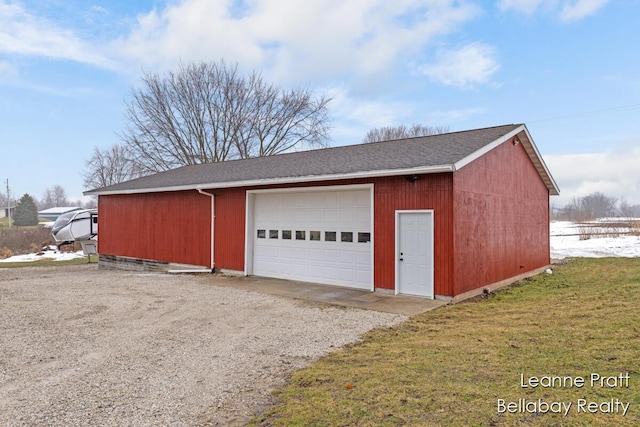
38 207 83 222
1 206 15 219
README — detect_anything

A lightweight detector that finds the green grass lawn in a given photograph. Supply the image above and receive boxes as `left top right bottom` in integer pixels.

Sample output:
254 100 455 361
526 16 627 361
253 258 640 426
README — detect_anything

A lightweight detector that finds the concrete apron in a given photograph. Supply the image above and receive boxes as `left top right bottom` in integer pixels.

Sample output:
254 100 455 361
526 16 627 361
208 274 448 316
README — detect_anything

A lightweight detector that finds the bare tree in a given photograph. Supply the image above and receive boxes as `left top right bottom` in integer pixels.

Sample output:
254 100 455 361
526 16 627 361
121 60 331 175
559 192 619 221
617 199 640 218
81 198 98 209
83 144 144 190
564 196 583 221
40 185 69 209
580 192 617 219
363 124 450 143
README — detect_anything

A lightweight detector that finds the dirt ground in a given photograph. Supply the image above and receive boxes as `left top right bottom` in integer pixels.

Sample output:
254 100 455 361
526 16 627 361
0 264 405 426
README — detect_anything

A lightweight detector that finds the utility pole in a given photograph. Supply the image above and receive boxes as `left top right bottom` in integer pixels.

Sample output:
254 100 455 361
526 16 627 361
5 179 10 228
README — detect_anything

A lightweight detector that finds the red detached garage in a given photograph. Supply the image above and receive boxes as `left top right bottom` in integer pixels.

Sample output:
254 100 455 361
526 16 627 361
86 124 559 300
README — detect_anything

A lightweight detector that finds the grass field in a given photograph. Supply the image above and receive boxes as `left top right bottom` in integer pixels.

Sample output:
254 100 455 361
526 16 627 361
253 258 640 426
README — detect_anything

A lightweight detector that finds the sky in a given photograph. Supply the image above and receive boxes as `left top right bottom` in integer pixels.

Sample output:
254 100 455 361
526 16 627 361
1 0 639 208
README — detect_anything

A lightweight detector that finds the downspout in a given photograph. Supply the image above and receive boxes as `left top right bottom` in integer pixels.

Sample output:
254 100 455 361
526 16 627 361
197 188 215 272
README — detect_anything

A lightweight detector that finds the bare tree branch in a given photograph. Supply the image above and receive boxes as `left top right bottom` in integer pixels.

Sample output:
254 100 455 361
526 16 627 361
362 124 450 143
40 185 69 209
82 144 144 190
120 60 331 174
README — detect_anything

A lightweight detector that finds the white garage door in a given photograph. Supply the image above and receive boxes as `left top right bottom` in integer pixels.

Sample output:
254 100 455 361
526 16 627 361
251 188 372 289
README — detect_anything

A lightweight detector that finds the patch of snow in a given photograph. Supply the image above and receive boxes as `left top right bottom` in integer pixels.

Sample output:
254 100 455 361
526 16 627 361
0 247 87 263
550 221 580 236
550 221 640 259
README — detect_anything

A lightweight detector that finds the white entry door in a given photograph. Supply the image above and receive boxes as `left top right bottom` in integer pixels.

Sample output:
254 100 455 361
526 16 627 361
396 211 434 298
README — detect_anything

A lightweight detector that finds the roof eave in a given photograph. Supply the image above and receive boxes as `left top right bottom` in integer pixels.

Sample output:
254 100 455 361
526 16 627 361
84 164 455 196
453 124 526 170
517 125 560 195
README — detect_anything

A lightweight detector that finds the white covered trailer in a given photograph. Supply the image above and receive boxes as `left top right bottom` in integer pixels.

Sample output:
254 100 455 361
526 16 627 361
51 209 98 256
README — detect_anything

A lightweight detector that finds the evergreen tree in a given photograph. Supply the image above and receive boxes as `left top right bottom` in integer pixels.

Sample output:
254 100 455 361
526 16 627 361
13 194 39 226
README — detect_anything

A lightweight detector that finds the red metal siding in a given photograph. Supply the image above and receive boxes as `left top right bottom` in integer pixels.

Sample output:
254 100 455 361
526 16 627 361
207 176 454 295
98 191 211 267
372 175 454 296
101 153 549 298
209 187 246 271
452 138 550 295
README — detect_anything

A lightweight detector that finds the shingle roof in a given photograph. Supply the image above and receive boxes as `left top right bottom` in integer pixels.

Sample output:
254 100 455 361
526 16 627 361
85 124 559 195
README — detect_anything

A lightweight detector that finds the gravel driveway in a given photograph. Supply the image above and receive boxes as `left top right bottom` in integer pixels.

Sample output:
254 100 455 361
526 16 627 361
0 264 406 426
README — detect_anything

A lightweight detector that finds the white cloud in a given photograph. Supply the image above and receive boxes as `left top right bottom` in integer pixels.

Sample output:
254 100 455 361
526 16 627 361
421 42 499 88
326 86 481 145
331 87 413 126
0 1 116 69
0 0 491 90
545 140 640 206
111 0 481 83
498 0 610 21
325 85 416 144
498 0 549 15
559 0 611 22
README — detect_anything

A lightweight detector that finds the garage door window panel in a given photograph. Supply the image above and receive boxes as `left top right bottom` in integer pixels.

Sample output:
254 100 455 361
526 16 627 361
341 232 353 242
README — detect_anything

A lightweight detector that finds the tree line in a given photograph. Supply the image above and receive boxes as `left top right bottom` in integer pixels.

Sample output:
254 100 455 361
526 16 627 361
1 185 95 211
552 192 640 221
1 185 96 227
